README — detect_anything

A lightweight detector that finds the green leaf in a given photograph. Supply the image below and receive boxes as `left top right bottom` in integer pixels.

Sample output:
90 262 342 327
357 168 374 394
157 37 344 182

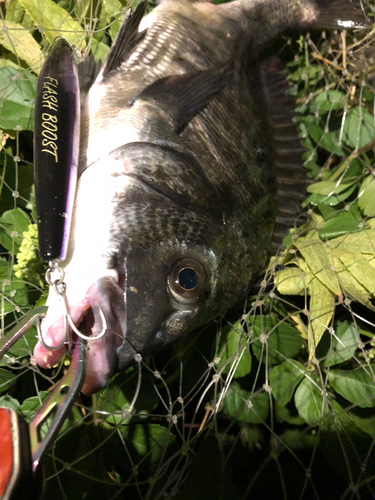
0 368 17 393
217 323 252 378
328 369 375 408
339 251 375 296
251 316 303 365
0 208 30 253
98 381 130 425
19 391 50 422
304 160 321 179
269 360 306 406
0 150 34 213
308 123 345 156
0 260 11 277
0 59 19 71
0 67 37 131
0 395 20 410
19 391 81 440
358 175 375 217
275 403 305 426
328 157 363 182
289 65 324 84
294 238 341 296
90 39 110 63
320 322 358 367
99 0 126 41
307 180 353 196
130 424 176 463
98 367 159 425
305 185 356 206
18 0 86 48
329 399 375 438
6 0 26 24
343 107 375 149
315 90 345 111
294 377 328 426
0 326 38 367
335 266 375 310
274 266 308 296
318 211 366 240
307 277 335 356
0 22 42 73
0 68 36 106
0 278 29 315
223 382 269 424
333 225 375 255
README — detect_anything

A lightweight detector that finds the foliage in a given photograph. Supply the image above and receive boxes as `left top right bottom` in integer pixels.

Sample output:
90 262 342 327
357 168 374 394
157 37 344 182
0 0 375 499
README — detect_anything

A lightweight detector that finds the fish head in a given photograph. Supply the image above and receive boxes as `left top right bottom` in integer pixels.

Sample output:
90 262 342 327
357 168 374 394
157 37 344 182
35 142 249 394
112 237 221 371
101 142 229 373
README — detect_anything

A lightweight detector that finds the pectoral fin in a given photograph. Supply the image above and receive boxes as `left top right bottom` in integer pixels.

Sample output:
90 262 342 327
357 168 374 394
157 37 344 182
138 62 231 134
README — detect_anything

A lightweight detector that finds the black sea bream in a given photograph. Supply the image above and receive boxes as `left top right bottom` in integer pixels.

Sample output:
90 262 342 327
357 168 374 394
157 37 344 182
33 0 367 394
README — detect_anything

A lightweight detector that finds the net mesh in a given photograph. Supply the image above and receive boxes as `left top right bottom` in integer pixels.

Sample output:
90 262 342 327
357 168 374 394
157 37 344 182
0 1 375 499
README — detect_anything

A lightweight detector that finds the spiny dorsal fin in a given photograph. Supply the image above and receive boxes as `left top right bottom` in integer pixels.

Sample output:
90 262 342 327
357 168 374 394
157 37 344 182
261 58 309 254
78 56 101 100
102 1 148 78
138 62 231 134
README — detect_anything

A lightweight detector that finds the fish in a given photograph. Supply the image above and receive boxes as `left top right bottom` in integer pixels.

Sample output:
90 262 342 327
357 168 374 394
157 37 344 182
33 0 368 395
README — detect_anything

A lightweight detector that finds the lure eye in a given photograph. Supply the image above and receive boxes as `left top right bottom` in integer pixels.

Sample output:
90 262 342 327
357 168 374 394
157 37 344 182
168 258 206 303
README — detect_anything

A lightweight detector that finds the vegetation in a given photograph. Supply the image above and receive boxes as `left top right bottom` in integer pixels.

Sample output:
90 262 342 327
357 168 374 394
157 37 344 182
0 0 374 498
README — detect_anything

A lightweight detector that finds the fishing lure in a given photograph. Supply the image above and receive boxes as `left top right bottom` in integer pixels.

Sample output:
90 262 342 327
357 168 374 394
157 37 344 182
34 37 80 263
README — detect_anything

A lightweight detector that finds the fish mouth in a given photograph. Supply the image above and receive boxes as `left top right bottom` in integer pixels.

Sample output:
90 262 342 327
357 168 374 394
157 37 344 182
33 273 126 395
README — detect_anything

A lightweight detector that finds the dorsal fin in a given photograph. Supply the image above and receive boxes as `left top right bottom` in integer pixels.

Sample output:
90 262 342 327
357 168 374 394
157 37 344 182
261 58 309 253
138 62 231 134
102 1 148 78
78 56 101 100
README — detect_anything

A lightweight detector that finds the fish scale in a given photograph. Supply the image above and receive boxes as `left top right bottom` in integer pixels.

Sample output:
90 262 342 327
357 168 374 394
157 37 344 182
126 18 183 70
33 0 369 395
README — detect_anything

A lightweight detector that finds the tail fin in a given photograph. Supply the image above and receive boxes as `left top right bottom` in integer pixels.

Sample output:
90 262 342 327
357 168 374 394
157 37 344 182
313 0 371 30
217 0 370 47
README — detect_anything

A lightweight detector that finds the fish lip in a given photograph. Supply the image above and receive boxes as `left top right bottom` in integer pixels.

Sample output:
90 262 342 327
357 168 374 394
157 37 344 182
34 271 126 394
79 274 126 394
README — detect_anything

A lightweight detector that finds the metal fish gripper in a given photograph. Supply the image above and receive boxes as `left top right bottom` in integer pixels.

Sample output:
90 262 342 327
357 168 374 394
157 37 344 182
0 317 86 500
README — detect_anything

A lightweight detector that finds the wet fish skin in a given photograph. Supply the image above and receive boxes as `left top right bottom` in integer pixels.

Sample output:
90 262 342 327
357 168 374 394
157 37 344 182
34 0 368 394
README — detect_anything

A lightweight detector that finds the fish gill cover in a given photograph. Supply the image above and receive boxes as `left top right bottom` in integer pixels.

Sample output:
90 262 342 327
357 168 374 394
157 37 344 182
0 0 375 498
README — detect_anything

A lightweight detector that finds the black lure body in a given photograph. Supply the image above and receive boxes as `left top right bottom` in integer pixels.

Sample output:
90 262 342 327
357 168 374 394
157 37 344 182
34 38 80 262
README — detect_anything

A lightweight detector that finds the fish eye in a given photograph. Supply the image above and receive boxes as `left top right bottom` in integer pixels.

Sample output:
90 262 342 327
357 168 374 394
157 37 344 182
178 267 198 290
168 258 206 303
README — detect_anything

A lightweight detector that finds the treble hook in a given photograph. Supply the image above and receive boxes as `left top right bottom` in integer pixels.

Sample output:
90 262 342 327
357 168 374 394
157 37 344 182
38 261 108 350
67 310 107 342
36 313 69 351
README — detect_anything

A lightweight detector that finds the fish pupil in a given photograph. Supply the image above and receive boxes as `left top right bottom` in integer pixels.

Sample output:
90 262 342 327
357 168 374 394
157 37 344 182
178 268 198 290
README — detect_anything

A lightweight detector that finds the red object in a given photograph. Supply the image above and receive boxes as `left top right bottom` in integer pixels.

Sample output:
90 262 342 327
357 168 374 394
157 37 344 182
0 408 32 499
0 408 16 498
